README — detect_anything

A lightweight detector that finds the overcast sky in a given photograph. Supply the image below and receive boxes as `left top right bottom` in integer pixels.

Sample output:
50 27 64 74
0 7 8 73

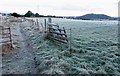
0 0 119 16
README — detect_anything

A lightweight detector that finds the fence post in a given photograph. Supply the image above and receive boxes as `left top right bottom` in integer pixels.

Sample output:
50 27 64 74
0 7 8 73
9 27 13 49
44 19 46 32
47 18 52 33
36 19 39 30
69 28 72 53
48 17 52 23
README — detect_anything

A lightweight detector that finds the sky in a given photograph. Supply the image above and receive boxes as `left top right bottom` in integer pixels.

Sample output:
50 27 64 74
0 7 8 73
0 0 119 17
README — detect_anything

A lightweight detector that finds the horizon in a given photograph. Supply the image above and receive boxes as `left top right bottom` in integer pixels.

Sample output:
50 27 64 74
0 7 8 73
1 11 118 17
0 0 119 17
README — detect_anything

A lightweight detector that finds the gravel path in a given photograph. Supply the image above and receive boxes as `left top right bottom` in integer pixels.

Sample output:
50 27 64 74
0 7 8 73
2 22 36 74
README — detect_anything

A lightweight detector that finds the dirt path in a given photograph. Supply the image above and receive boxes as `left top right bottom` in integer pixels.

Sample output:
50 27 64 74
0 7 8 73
15 22 36 73
2 22 36 74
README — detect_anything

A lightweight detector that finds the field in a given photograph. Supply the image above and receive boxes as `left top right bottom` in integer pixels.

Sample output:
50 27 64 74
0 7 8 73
21 18 119 74
2 17 120 75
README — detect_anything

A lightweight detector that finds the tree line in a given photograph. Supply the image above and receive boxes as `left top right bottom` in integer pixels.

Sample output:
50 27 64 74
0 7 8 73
10 10 56 17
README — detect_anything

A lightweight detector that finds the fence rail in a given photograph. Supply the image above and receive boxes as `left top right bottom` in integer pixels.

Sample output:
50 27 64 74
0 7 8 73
46 21 68 44
1 26 13 51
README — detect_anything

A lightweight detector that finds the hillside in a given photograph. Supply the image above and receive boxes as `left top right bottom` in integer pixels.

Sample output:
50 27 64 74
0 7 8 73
75 13 117 20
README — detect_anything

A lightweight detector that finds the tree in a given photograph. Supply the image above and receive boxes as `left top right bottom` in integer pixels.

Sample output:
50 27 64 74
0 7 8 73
11 12 22 17
35 13 39 17
24 11 34 17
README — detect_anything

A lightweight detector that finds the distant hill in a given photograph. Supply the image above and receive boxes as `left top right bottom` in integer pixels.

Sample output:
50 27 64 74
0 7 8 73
75 13 117 20
64 13 117 20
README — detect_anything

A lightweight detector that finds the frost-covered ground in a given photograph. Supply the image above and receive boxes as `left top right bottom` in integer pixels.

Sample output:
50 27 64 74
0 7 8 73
21 18 120 75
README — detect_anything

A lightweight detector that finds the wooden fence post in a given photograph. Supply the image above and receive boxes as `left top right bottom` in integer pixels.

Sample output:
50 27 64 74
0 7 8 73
8 27 13 49
36 19 39 30
44 19 46 32
69 28 72 51
48 17 52 23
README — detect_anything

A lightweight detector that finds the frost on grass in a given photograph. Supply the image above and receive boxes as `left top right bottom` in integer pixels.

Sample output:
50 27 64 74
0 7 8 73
21 18 119 74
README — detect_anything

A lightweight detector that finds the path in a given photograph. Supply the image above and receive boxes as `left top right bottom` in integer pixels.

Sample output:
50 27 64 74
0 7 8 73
2 22 36 74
